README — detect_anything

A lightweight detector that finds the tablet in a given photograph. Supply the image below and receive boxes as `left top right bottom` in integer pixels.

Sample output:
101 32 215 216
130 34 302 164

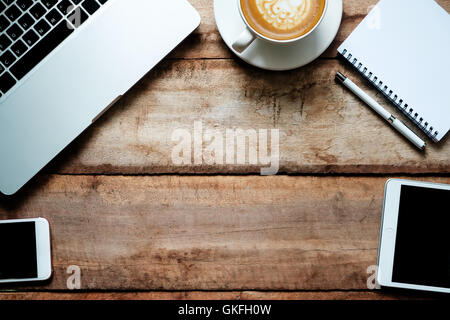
377 179 450 293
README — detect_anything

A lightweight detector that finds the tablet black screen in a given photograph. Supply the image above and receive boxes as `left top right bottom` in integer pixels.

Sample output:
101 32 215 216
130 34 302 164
392 185 450 288
0 222 38 280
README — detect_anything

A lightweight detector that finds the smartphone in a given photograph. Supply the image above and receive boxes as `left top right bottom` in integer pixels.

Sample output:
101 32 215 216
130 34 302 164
377 179 450 294
0 218 52 284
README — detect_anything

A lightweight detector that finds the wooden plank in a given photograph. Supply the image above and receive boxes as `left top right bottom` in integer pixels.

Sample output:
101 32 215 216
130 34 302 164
1 175 448 291
170 0 450 59
49 59 450 175
0 291 438 300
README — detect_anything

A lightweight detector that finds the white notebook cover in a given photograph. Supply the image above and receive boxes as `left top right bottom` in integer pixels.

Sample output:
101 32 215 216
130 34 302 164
338 0 450 142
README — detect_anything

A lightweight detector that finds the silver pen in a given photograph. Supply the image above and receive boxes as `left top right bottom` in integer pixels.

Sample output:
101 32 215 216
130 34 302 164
336 72 426 150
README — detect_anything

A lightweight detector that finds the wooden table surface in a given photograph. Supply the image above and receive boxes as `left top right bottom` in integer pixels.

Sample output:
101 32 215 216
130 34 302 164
1 0 449 300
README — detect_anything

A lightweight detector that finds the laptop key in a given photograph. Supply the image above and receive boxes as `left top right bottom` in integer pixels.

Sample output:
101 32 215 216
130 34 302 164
41 0 58 10
0 63 4 74
45 8 62 25
5 5 21 22
10 21 74 80
81 0 100 15
71 0 83 5
11 40 28 57
17 0 34 11
2 0 14 6
57 0 73 15
0 3 5 14
98 0 108 4
0 71 16 93
0 50 16 67
0 15 10 32
30 3 47 20
6 24 23 41
34 18 51 36
18 13 35 30
23 29 39 46
0 34 12 51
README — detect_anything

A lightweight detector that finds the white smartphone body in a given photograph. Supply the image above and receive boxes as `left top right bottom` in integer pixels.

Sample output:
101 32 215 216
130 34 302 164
0 218 52 284
377 179 450 294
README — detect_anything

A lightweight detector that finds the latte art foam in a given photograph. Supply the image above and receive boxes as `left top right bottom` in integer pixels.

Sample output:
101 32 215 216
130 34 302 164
241 0 326 40
256 0 312 31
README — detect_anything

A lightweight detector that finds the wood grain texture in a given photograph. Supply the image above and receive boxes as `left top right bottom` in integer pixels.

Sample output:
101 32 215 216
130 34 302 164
0 291 441 300
1 176 448 291
49 59 450 175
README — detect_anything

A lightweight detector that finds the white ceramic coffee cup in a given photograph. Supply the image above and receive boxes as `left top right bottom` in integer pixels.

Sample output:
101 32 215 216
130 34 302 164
232 0 329 53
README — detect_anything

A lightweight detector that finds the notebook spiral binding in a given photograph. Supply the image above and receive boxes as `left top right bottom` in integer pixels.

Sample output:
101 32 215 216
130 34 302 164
340 49 439 141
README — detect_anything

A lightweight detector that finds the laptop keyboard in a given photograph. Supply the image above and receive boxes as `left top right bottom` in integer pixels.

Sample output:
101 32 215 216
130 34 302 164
0 0 108 98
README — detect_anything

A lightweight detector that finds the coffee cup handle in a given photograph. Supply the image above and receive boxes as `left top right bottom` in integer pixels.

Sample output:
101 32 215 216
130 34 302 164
232 28 256 53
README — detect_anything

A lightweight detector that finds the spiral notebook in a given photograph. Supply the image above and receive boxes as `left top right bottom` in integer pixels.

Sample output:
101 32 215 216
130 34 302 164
338 0 450 142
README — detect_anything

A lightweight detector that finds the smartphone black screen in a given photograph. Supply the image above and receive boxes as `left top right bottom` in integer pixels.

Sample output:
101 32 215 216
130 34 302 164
0 222 38 280
392 185 450 288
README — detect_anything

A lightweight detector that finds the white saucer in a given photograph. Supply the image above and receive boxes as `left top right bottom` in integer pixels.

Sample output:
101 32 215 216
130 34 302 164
214 0 343 71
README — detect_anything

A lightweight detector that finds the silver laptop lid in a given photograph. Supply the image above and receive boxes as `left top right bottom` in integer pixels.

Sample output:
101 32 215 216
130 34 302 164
0 0 200 195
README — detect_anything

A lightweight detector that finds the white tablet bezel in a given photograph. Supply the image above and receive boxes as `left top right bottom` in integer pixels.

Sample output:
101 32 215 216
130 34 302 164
0 218 52 283
377 179 450 293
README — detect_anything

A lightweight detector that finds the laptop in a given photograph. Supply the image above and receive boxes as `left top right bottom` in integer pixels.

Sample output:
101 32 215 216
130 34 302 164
0 0 200 195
